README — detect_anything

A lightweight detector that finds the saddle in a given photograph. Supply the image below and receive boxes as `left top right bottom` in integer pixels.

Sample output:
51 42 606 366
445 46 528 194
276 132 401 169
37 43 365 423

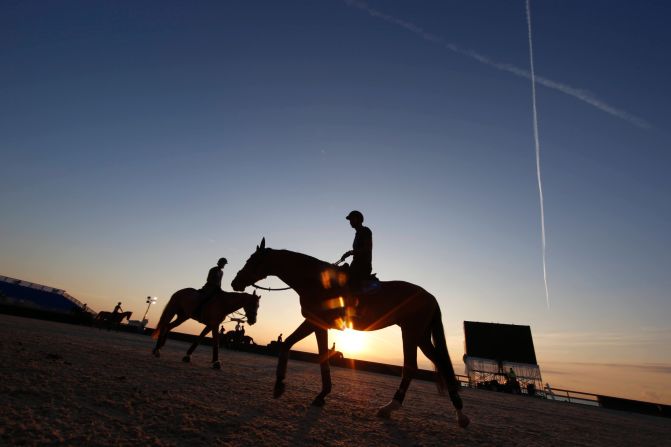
334 263 380 295
354 274 381 296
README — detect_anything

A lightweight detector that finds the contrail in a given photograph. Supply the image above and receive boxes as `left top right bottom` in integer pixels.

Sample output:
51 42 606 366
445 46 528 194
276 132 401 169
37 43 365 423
526 0 550 309
344 0 650 129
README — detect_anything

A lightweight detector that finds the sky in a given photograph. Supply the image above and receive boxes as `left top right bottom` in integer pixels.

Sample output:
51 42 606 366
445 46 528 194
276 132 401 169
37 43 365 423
1 0 670 404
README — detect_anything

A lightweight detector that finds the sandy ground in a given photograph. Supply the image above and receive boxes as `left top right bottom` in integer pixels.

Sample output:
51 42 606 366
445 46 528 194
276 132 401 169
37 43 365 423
1 314 669 446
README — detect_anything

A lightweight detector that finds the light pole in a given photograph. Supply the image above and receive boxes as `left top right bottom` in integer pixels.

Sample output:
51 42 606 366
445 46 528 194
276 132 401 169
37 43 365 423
142 296 157 322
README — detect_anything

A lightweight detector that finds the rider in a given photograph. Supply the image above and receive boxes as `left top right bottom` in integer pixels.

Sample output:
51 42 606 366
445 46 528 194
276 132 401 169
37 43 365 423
113 302 123 314
338 210 373 290
196 257 227 316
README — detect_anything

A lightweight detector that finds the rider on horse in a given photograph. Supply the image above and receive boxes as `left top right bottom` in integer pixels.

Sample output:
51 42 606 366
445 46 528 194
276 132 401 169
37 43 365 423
195 257 227 318
113 302 123 314
338 210 374 290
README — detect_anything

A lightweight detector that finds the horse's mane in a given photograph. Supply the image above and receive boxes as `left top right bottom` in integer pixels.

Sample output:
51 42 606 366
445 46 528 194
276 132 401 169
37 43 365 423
270 248 332 271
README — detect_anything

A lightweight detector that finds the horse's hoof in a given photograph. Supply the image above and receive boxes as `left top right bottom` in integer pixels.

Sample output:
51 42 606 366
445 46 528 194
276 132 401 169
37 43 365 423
457 413 470 428
376 399 401 419
273 381 285 398
311 396 326 407
182 355 190 363
212 361 221 370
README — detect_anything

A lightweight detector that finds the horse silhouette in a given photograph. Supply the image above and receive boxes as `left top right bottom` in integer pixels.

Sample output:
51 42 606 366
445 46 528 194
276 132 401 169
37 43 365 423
222 331 256 347
232 238 468 427
151 289 260 369
95 311 132 329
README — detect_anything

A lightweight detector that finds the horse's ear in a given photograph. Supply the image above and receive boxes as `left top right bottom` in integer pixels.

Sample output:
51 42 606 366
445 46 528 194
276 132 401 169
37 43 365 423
260 237 265 250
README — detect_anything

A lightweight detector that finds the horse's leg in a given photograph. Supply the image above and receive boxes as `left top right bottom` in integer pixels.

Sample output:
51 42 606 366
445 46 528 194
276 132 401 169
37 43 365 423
311 327 332 407
154 315 188 357
378 327 418 418
183 326 210 363
274 319 316 398
211 326 221 369
420 327 470 428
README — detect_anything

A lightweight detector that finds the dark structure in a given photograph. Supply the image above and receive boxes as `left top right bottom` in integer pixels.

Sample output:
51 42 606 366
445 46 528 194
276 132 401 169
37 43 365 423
597 395 671 418
463 321 543 396
0 275 88 314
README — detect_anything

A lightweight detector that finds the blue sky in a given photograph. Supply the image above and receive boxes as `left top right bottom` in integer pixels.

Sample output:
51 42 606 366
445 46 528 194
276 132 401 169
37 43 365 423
1 1 670 402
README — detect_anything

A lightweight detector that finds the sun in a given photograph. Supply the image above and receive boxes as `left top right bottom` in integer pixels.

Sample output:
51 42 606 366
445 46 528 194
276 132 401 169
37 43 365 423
332 328 367 357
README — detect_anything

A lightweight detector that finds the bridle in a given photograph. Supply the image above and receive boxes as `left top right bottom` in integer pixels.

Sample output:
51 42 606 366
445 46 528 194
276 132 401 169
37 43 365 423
251 258 343 291
252 283 291 291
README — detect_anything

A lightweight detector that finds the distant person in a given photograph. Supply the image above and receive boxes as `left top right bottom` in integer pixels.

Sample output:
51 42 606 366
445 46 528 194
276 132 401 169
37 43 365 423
113 302 123 314
196 257 227 315
219 325 226 347
506 367 520 394
545 382 555 400
330 342 336 352
337 210 373 289
277 333 283 343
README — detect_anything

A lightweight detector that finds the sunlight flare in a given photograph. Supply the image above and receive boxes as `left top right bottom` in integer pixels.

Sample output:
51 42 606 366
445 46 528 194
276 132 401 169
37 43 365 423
333 328 367 356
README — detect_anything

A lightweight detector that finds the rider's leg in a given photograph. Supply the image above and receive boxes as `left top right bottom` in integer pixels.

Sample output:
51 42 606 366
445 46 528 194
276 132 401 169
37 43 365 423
193 287 215 320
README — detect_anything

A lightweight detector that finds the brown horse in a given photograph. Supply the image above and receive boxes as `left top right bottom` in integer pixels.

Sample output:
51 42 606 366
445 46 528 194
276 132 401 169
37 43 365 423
232 238 469 427
150 289 260 369
95 311 132 329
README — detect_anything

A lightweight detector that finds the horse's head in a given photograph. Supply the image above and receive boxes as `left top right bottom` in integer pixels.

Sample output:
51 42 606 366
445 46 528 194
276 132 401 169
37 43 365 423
232 237 269 291
242 290 261 325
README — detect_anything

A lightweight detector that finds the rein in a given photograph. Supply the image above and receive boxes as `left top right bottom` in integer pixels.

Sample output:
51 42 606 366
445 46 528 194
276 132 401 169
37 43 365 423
251 259 342 292
252 283 292 291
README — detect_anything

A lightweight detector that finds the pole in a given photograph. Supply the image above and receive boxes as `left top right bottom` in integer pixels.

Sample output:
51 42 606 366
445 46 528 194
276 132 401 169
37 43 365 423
142 302 151 321
142 296 157 321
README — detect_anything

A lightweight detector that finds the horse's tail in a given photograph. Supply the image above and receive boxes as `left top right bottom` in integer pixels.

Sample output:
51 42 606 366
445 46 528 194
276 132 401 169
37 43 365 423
430 308 464 410
151 294 179 340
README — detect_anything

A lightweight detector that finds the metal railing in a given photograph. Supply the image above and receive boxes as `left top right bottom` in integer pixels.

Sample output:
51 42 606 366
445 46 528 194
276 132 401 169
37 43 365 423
543 386 600 406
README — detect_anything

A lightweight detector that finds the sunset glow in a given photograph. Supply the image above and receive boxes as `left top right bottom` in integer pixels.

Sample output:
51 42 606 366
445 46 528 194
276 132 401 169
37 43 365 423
1 1 669 406
332 328 367 357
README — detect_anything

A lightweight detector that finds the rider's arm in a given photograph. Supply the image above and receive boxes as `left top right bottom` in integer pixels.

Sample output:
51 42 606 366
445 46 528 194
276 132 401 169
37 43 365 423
339 250 353 262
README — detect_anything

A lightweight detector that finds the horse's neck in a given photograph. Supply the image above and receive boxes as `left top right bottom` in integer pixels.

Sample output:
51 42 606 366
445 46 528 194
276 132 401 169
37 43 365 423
221 291 243 308
267 249 325 290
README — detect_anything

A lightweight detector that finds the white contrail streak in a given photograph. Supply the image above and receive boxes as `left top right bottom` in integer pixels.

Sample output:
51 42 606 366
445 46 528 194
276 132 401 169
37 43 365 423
344 0 650 129
526 0 550 310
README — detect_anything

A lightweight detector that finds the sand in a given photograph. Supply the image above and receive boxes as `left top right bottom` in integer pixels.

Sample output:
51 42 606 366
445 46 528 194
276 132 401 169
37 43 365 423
1 314 669 446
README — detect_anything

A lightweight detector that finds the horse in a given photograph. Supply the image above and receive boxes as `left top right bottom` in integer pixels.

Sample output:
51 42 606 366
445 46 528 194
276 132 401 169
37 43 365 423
231 238 469 427
95 311 132 329
150 288 260 369
222 331 256 348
